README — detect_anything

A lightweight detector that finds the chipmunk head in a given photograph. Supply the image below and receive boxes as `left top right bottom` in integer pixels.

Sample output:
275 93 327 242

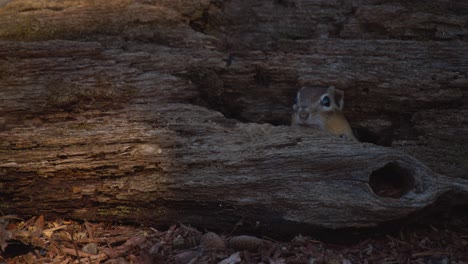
291 86 357 140
292 86 344 127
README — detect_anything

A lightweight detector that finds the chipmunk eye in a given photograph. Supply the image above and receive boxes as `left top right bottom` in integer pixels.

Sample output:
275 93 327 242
320 95 331 107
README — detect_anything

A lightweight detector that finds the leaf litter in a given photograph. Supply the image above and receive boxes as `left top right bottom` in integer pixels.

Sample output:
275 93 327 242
0 215 466 263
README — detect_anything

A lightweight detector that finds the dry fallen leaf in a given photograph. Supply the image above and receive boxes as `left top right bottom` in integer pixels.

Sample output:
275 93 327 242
219 252 241 264
228 235 263 252
173 250 200 264
0 224 11 251
42 225 67 238
200 232 225 252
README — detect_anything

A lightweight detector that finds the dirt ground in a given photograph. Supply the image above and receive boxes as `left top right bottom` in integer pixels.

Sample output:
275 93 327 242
1 214 467 264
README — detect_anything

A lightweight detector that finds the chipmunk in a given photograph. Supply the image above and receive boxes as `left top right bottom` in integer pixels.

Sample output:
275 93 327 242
291 86 357 141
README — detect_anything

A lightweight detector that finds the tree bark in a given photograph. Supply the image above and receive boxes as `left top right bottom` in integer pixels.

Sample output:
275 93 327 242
0 0 467 233
2 85 467 230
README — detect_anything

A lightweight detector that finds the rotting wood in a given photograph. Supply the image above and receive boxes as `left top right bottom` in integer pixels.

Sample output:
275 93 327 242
0 0 467 234
1 90 468 231
0 0 467 178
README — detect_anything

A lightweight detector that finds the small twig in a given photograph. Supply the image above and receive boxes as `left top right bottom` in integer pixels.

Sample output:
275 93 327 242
229 218 244 236
62 247 107 260
0 215 23 221
412 251 451 258
261 235 278 243
84 222 94 240
385 235 412 246
68 225 82 264
43 225 68 238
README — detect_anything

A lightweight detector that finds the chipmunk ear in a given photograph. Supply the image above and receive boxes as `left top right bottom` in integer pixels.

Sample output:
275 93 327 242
327 86 344 110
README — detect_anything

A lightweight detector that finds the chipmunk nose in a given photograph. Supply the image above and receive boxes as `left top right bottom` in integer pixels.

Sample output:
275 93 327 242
298 110 309 120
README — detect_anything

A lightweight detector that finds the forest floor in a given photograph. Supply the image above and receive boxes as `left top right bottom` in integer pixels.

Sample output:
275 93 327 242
0 214 467 264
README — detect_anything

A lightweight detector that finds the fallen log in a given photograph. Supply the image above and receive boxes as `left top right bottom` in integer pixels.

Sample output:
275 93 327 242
0 0 467 236
1 94 467 232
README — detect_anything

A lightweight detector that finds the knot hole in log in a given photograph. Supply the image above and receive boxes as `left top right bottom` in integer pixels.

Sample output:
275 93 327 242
369 162 415 198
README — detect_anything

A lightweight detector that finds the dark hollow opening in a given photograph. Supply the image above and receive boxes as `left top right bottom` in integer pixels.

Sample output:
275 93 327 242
354 127 393 146
369 162 415 198
1 242 37 259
